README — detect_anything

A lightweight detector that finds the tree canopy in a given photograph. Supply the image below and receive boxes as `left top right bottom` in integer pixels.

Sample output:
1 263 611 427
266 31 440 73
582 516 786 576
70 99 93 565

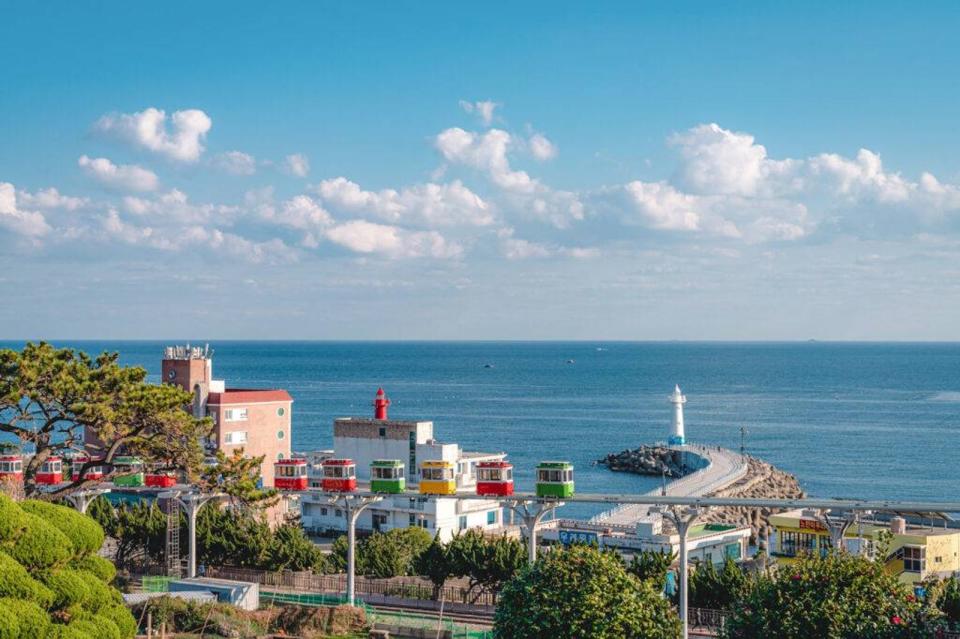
494 544 681 639
0 342 211 497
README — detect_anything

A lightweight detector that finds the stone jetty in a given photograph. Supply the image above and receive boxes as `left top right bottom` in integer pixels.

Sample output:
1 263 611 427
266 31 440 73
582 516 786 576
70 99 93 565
596 445 691 478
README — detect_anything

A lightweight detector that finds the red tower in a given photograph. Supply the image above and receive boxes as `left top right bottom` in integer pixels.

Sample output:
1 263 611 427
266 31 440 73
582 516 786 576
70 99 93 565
373 387 390 420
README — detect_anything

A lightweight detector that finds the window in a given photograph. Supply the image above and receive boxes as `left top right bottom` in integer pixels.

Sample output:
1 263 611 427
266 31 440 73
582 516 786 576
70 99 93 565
277 407 285 417
277 430 285 440
903 546 925 573
379 427 386 438
409 513 416 526
321 507 328 516
459 515 468 530
780 531 821 557
224 408 248 422
335 509 342 518
487 510 498 525
725 543 742 560
223 431 247 445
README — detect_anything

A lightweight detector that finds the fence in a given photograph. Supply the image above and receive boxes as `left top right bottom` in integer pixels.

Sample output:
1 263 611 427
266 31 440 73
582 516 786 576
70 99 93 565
688 607 727 632
205 566 499 607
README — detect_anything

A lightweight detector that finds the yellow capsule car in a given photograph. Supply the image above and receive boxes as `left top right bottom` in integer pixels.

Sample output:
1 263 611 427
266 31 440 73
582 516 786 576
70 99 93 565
419 460 456 495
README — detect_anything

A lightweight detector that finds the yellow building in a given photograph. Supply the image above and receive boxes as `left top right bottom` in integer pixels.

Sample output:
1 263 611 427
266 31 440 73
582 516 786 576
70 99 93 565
770 509 960 585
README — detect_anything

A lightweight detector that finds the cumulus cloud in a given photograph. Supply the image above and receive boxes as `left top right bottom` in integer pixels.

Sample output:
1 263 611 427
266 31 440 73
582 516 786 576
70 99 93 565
528 133 557 161
497 227 551 259
94 107 212 162
284 153 310 177
122 189 237 224
213 151 257 175
435 128 536 193
78 155 159 192
315 177 494 227
326 220 462 259
459 100 499 126
0 182 52 237
17 187 88 211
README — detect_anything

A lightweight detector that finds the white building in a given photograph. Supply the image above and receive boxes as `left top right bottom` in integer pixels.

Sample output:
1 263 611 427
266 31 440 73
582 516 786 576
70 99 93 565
299 392 508 541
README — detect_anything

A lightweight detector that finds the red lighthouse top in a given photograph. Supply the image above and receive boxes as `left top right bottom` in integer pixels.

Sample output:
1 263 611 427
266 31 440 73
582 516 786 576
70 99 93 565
373 387 390 420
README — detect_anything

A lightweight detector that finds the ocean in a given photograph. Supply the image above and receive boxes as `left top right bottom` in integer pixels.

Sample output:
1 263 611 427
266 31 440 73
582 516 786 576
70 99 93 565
4 341 958 519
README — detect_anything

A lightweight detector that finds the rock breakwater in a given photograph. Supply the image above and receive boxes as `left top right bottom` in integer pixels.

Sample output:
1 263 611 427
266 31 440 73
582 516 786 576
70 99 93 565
596 445 691 478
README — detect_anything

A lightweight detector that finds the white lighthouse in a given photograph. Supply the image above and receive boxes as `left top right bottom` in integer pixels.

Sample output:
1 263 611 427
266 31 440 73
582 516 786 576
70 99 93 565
668 384 686 446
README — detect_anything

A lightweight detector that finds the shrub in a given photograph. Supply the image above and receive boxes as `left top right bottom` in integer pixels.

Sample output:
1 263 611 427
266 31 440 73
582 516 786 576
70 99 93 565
0 597 50 639
70 556 116 584
67 620 102 639
79 570 119 610
21 501 105 557
0 551 56 607
0 605 19 639
97 604 137 639
43 569 91 610
7 512 73 570
0 494 28 545
494 544 681 639
79 615 121 639
46 626 94 639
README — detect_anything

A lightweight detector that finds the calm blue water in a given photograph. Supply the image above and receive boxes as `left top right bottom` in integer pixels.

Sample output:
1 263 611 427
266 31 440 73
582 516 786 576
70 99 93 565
4 341 958 518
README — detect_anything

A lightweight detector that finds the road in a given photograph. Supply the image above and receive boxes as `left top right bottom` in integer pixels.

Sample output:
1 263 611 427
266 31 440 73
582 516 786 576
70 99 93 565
591 445 749 526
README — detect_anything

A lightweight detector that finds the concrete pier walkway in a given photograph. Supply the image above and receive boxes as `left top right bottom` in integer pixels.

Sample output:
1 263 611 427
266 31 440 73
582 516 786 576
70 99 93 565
591 444 749 526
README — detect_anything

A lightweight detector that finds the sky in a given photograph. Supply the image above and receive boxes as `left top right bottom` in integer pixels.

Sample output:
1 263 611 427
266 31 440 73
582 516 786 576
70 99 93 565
2 1 960 340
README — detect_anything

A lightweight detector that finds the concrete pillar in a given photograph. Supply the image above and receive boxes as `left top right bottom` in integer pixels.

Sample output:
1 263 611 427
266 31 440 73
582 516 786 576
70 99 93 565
664 506 701 639
337 495 382 607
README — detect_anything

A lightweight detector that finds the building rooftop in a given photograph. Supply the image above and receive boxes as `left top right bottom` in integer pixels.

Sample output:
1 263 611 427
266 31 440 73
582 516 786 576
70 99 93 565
335 416 432 427
208 389 293 404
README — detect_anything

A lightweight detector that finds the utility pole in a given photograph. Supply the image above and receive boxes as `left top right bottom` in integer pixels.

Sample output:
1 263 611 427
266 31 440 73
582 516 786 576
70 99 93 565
740 426 747 456
659 505 703 639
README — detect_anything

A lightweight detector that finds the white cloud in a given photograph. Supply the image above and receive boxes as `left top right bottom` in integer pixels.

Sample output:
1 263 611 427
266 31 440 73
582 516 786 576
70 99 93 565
78 155 159 192
94 107 212 162
0 182 52 237
326 220 462 259
459 100 499 126
497 227 551 259
122 189 237 224
435 128 536 193
315 177 494 227
17 187 88 211
529 133 557 161
284 153 310 177
213 151 256 175
620 181 703 232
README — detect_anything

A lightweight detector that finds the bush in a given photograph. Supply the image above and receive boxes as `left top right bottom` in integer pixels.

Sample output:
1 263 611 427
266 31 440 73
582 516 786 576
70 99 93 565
21 501 104 556
0 597 50 639
97 604 137 639
0 551 56 607
7 513 73 571
46 626 94 639
42 569 91 610
67 620 102 639
0 605 19 639
0 494 28 545
494 544 681 639
76 615 121 639
70 556 116 584
723 551 940 638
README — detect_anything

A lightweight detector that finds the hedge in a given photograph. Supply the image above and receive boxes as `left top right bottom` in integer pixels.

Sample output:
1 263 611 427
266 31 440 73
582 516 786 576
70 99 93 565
70 615 120 639
42 569 92 611
70 556 116 584
20 501 104 557
0 597 50 639
96 604 137 639
7 513 73 571
46 626 93 639
0 494 28 545
0 551 56 607
0 604 19 639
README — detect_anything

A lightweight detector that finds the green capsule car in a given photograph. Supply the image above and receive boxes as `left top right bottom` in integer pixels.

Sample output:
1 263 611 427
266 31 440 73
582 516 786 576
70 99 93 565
535 461 574 498
370 459 405 493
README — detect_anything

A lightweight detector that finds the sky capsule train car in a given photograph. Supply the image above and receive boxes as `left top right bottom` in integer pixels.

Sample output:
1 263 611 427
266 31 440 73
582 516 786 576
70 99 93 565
535 461 575 498
145 468 177 488
0 455 23 483
419 460 456 495
36 456 64 485
370 459 405 493
71 455 105 482
274 458 308 491
476 460 514 496
321 458 357 492
112 456 145 487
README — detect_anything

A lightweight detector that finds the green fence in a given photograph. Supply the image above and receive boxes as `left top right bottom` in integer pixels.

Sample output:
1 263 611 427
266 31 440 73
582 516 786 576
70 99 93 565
141 576 174 593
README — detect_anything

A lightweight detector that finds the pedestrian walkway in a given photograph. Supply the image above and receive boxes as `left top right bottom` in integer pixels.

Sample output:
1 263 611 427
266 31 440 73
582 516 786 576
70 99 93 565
591 445 749 526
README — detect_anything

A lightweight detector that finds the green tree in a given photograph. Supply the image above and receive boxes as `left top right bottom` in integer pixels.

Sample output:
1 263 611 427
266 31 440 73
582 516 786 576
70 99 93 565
494 544 681 639
415 534 456 600
359 527 432 578
269 523 330 572
723 551 944 639
200 448 279 509
627 550 675 592
449 529 526 602
0 342 211 497
687 558 745 610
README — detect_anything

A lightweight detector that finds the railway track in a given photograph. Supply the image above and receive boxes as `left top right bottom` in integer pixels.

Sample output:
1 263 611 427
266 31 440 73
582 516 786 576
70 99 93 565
367 601 494 626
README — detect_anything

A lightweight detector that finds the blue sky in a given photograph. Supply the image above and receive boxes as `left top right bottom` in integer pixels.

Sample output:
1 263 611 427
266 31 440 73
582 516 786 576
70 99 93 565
2 1 960 339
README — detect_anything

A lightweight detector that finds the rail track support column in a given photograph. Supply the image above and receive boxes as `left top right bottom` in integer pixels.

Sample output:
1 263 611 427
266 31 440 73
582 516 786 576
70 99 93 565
660 505 702 639
507 499 562 565
818 509 855 552
64 487 111 514
336 494 383 607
